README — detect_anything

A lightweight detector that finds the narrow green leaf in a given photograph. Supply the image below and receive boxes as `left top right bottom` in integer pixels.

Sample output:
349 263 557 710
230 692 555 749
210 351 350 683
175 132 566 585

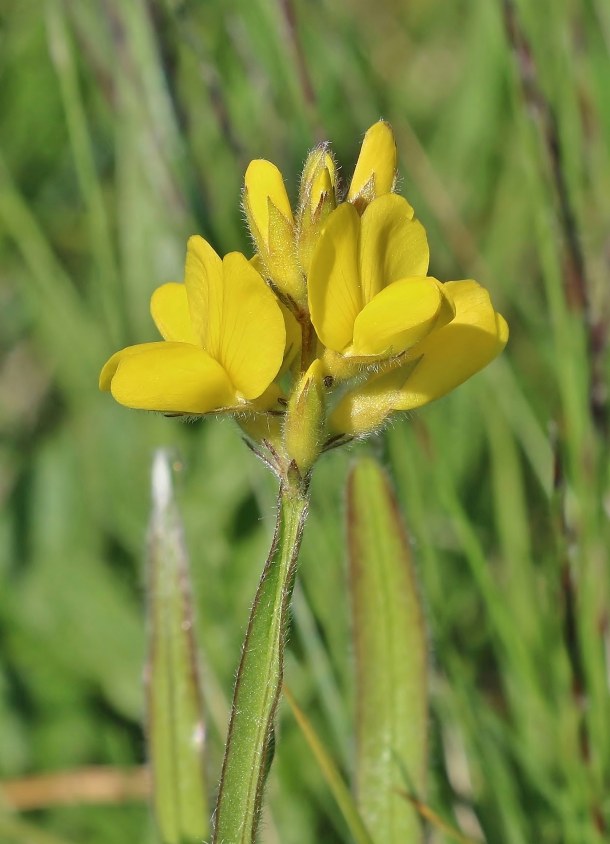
0 153 102 395
397 792 481 844
0 813 79 844
347 457 428 844
147 450 209 844
283 684 375 844
45 0 123 345
213 479 309 844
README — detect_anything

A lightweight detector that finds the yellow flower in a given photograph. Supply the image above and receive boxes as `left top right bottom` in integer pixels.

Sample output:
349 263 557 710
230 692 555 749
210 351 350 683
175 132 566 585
308 193 453 364
347 120 397 211
330 280 509 435
99 236 286 415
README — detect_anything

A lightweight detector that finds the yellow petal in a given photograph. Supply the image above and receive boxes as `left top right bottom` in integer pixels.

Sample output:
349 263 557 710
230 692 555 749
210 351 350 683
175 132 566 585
183 240 286 398
359 194 427 303
150 282 199 345
394 280 508 409
184 235 223 356
105 342 237 413
348 120 397 201
436 282 458 330
244 159 293 246
100 342 163 391
217 251 286 399
351 277 444 357
244 163 303 303
308 202 362 352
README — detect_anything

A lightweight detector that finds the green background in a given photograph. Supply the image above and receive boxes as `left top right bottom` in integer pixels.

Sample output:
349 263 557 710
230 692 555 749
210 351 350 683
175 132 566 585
1 0 609 841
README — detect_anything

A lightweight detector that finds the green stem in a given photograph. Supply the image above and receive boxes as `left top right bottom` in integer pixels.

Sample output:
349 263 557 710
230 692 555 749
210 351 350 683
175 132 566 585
212 474 309 843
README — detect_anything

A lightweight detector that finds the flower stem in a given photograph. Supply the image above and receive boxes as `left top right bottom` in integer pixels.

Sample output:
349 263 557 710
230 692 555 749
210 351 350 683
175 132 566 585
212 473 309 843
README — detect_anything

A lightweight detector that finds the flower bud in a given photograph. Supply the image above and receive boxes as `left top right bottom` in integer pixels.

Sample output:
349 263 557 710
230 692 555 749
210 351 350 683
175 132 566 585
244 159 305 305
284 359 326 475
347 120 397 213
297 144 338 275
299 143 338 209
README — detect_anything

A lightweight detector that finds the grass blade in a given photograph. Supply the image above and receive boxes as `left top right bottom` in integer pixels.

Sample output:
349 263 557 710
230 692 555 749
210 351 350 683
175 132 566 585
147 450 209 844
283 684 374 844
347 456 428 844
398 793 482 844
45 0 123 345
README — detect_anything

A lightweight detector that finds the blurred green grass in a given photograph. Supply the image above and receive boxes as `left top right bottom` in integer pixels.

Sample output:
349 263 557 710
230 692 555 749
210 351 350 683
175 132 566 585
0 0 609 841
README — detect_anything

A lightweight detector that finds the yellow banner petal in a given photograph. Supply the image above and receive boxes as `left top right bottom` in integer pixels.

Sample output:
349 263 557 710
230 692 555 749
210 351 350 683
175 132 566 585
218 252 286 400
308 203 363 352
184 235 224 357
351 277 443 357
108 341 237 414
395 280 508 409
358 195 427 304
150 283 199 345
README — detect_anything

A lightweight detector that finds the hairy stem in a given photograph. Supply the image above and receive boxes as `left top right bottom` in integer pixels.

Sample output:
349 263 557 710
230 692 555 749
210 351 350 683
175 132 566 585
212 474 309 843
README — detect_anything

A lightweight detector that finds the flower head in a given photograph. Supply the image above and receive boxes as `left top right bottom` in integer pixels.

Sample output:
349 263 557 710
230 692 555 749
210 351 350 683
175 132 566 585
100 120 508 476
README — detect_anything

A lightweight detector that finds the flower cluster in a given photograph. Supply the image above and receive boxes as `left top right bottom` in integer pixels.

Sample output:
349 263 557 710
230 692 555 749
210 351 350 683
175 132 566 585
100 122 508 476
